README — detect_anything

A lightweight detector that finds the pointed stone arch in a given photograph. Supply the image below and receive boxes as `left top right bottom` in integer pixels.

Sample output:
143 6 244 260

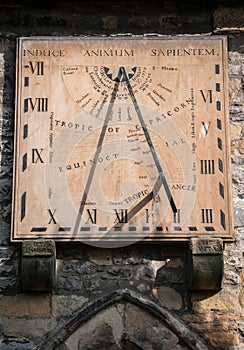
38 289 210 350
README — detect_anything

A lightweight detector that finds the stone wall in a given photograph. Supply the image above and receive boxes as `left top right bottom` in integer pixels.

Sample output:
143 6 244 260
0 1 243 349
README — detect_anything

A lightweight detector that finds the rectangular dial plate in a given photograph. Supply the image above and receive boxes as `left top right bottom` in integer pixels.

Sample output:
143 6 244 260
11 36 234 243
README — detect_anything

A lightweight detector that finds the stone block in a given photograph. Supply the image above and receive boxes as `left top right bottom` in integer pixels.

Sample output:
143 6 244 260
228 52 243 75
53 295 88 319
125 303 181 349
2 318 57 341
22 240 56 292
213 6 244 29
229 78 242 102
224 271 241 285
102 16 118 30
65 305 124 349
0 277 16 292
87 249 112 265
156 286 183 310
191 289 240 312
206 330 240 348
0 294 51 317
239 139 244 154
239 287 244 307
189 238 223 255
189 238 224 290
0 338 36 350
230 122 242 141
234 207 244 227
183 312 243 324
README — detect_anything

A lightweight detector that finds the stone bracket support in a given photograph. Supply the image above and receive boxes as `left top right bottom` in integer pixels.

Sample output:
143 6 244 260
188 237 224 291
21 239 56 292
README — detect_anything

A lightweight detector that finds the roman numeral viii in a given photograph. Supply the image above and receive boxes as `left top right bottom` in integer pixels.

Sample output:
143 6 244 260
24 98 48 112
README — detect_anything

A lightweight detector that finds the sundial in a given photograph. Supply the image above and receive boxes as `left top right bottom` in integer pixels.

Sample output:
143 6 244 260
11 36 234 246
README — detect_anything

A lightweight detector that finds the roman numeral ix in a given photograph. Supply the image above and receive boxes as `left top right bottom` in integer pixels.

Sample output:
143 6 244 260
32 148 44 163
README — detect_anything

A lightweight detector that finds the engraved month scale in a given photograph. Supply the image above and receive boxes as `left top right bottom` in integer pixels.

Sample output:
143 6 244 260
11 36 234 246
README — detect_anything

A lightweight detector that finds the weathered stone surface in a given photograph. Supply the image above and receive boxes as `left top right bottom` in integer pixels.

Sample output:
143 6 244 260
0 338 36 350
0 224 11 245
128 15 152 29
230 122 243 141
22 239 56 292
239 287 244 308
213 6 244 29
229 78 242 101
155 259 186 285
0 294 51 317
0 247 18 282
239 139 244 155
225 271 241 285
191 289 240 312
62 301 193 350
0 178 12 201
189 238 224 290
53 295 88 319
156 286 183 310
206 330 240 348
224 249 243 270
189 238 223 255
228 52 244 75
78 323 116 350
39 290 211 350
0 276 17 292
102 16 118 30
234 207 244 227
22 239 55 256
2 318 57 341
64 305 124 349
182 311 244 325
125 303 191 349
87 248 112 265
190 255 224 290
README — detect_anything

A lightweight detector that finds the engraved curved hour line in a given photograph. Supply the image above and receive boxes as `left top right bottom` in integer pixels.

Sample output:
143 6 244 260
120 66 177 214
73 69 122 236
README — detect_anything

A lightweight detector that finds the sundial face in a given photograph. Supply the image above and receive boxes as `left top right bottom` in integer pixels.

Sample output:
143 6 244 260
11 36 234 247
